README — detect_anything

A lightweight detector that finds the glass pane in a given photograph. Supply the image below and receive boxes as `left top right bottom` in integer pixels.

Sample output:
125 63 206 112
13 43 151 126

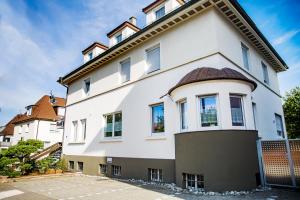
116 34 122 43
230 96 244 126
84 79 90 93
242 44 249 69
147 47 160 73
262 62 269 84
114 113 122 136
152 104 164 133
275 114 283 137
180 101 187 130
121 59 130 82
105 115 113 137
155 6 165 19
200 96 218 127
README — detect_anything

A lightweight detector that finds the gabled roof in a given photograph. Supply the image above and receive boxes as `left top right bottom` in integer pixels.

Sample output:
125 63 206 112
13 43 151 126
13 95 66 124
107 21 140 38
82 42 108 55
167 67 257 95
142 0 185 13
0 114 24 136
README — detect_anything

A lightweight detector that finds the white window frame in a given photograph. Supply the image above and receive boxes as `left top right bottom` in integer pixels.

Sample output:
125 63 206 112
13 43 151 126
112 165 121 176
99 164 107 174
241 42 250 70
49 123 56 133
229 94 246 127
83 78 91 96
261 61 269 85
145 44 161 74
88 52 93 60
275 113 284 138
80 119 87 142
178 99 188 132
104 112 122 138
120 58 131 83
198 95 219 128
150 103 165 135
183 173 204 190
116 33 122 44
71 120 78 142
155 6 165 20
149 168 163 182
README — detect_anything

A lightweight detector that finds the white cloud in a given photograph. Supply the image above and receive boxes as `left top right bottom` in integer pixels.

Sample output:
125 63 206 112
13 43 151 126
273 29 300 45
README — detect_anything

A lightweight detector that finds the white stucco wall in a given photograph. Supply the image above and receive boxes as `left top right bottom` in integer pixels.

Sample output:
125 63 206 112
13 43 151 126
83 46 106 63
109 26 138 47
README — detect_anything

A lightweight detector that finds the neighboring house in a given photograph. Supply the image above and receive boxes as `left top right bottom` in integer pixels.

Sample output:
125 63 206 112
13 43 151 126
58 0 288 191
0 115 23 149
12 95 66 148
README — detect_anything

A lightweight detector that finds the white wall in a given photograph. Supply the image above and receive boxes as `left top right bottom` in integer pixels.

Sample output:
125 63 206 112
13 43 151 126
83 47 106 63
109 26 138 47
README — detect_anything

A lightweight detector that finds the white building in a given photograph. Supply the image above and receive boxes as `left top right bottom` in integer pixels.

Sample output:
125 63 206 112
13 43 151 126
59 0 288 191
11 95 66 148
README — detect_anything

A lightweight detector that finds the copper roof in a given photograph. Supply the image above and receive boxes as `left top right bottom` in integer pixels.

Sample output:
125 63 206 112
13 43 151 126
142 0 185 13
13 95 66 124
0 114 24 136
167 67 257 95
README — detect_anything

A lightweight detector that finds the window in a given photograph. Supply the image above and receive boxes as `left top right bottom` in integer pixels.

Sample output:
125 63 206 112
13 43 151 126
80 119 87 141
120 58 131 83
262 62 269 84
50 123 56 133
88 52 93 60
275 114 284 138
146 45 160 73
72 121 78 142
116 34 122 43
112 165 121 176
199 96 218 127
99 164 107 174
104 112 122 137
151 103 165 133
69 161 74 170
26 107 32 116
25 124 29 133
230 95 244 126
148 168 162 182
155 6 165 20
83 78 91 95
241 43 250 70
77 162 83 172
182 173 204 189
179 100 188 131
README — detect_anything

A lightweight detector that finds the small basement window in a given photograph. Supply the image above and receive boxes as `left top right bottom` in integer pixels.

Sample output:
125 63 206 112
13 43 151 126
182 173 204 189
112 165 121 176
99 164 108 174
148 168 162 182
77 162 83 172
69 161 74 170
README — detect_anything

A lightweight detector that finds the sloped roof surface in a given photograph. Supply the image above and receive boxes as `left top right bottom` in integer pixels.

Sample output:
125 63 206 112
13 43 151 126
0 114 24 136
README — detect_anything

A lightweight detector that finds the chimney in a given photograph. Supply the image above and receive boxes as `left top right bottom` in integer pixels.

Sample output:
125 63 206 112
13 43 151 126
129 16 137 26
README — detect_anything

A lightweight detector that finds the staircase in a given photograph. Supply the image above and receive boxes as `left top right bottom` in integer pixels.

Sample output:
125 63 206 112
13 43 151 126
30 142 62 161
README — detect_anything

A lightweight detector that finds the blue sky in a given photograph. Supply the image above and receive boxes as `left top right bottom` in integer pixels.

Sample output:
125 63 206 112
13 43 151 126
0 0 299 125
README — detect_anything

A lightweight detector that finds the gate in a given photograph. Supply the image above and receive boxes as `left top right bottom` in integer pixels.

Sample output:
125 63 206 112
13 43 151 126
258 139 300 188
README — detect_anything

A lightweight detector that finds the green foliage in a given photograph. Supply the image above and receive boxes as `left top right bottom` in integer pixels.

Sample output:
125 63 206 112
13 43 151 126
0 157 20 177
36 157 55 174
283 86 300 139
20 163 33 175
18 139 44 149
55 158 67 171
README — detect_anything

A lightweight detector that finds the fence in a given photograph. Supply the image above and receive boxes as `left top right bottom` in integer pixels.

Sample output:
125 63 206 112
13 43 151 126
258 139 300 188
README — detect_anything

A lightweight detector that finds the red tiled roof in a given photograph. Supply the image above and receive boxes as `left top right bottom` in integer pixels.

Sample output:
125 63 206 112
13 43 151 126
167 67 257 95
13 95 66 124
0 114 24 136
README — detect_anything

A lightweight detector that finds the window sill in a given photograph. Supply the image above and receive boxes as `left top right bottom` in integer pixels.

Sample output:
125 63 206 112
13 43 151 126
145 134 167 140
100 137 123 143
68 141 85 144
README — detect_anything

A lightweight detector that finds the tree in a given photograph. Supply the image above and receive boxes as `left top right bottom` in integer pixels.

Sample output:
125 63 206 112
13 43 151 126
283 86 300 139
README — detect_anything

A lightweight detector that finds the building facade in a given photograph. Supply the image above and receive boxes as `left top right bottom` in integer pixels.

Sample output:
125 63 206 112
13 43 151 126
59 0 288 191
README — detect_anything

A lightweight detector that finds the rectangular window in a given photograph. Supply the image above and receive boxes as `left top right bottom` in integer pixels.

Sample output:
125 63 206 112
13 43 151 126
179 100 188 131
182 173 204 189
199 96 218 127
116 34 122 43
104 112 122 137
146 45 160 73
88 52 93 60
112 165 121 176
80 119 87 141
69 161 74 170
148 168 163 182
275 114 284 138
25 124 29 133
230 95 244 126
77 162 83 172
84 78 91 95
155 6 165 20
151 103 165 133
50 123 56 133
99 164 107 174
262 62 269 84
241 43 250 70
120 58 131 83
72 121 78 142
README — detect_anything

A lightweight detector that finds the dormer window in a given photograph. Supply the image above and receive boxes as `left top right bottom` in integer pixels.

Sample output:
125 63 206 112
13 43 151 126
155 6 165 20
26 107 32 116
116 34 122 44
88 52 93 60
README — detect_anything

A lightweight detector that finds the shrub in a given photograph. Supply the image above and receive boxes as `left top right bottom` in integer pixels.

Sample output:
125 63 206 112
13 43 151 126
55 158 67 171
0 157 20 178
36 157 55 174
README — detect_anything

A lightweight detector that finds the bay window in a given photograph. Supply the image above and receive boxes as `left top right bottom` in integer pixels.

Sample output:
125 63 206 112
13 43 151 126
104 112 122 137
199 96 218 127
230 95 244 126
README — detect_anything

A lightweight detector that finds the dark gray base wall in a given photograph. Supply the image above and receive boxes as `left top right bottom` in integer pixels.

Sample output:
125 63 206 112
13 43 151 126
175 130 259 192
63 155 175 183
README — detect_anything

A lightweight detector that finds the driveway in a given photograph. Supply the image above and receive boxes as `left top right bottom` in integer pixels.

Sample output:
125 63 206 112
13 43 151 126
0 175 299 200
